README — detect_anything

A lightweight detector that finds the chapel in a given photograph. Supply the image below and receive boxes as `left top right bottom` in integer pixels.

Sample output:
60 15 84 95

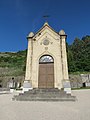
25 22 69 90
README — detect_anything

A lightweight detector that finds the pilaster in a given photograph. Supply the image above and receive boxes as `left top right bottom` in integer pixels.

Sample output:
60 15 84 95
60 35 69 80
25 32 34 83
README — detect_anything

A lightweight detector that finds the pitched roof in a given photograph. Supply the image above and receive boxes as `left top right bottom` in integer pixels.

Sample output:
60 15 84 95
34 22 59 37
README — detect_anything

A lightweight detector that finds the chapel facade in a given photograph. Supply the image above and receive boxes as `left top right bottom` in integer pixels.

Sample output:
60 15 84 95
25 22 69 89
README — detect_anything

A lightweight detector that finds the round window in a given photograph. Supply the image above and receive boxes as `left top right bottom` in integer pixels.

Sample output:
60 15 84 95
43 40 49 45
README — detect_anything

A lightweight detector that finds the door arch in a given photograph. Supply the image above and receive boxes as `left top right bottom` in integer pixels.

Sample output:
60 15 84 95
38 55 54 88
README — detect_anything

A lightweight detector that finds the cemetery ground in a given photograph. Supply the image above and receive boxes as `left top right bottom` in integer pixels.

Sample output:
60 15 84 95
0 89 90 120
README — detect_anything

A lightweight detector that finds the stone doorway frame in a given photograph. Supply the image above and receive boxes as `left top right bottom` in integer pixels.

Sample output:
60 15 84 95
38 55 54 88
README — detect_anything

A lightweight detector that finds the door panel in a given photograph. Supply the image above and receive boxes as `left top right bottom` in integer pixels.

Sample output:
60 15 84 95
38 63 54 88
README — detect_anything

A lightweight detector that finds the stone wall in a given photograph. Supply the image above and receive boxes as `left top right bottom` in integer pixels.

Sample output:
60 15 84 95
0 76 24 88
69 74 90 88
1 74 90 88
0 67 25 88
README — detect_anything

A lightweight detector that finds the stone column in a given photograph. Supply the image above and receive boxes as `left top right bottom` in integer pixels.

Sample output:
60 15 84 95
25 38 32 81
59 30 71 94
59 30 69 80
23 32 34 92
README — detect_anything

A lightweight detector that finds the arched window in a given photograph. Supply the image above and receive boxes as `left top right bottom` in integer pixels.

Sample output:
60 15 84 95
39 55 54 63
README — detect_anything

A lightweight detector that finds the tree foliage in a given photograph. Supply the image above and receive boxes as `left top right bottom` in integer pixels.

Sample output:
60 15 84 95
67 35 90 73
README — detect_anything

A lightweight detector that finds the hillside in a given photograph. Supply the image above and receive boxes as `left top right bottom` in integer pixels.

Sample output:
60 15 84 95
0 50 27 77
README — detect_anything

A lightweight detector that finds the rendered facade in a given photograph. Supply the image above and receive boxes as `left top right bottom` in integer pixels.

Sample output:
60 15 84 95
25 22 69 89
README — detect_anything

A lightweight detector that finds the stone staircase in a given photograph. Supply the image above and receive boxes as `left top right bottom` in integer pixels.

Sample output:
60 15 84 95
13 88 76 101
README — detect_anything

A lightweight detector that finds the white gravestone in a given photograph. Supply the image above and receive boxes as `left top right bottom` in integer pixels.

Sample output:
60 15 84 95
22 80 32 93
63 81 71 94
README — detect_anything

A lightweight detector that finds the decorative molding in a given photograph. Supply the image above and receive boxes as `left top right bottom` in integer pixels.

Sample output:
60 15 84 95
45 47 48 50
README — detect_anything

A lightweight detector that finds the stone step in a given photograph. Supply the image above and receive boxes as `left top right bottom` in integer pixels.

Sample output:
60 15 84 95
13 88 76 101
24 88 61 93
23 88 66 95
13 96 76 101
22 91 66 95
14 94 68 98
19 92 68 97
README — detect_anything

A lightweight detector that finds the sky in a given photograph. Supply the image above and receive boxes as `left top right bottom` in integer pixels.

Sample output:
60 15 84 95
0 0 90 52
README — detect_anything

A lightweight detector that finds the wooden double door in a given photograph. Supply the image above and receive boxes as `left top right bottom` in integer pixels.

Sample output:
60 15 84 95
38 63 54 88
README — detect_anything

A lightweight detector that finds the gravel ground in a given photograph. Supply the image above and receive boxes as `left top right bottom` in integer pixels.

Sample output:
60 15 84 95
0 90 90 120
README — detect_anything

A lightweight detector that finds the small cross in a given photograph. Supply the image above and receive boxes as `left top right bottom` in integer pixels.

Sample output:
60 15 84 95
43 15 50 22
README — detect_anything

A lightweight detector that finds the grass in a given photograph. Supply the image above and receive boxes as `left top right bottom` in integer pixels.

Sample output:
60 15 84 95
69 71 90 75
72 87 90 90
